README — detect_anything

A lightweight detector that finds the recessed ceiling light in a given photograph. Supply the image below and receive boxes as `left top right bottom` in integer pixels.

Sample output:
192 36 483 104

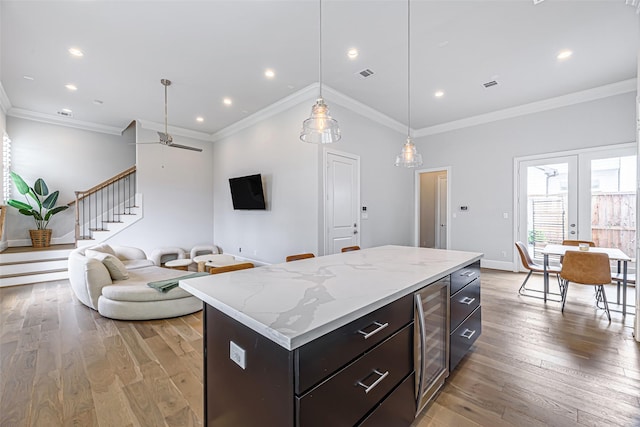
347 48 359 59
196 116 204 122
23 75 34 81
265 69 275 78
557 50 573 60
223 98 232 106
68 47 84 57
434 90 445 98
65 84 78 91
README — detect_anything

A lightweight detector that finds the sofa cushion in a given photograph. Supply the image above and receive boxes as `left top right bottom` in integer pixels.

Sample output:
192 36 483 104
88 252 129 280
101 266 195 302
122 259 156 270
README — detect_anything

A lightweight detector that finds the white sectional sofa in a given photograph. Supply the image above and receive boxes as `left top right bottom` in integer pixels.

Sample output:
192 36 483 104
68 244 202 320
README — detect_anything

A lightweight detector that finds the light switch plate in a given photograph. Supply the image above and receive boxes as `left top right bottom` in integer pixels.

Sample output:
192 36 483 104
230 341 246 369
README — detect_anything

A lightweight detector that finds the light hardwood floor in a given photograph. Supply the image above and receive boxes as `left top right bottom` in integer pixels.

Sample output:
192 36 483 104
1 270 638 426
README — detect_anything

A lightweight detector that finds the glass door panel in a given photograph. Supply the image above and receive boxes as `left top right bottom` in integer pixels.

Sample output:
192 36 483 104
519 156 578 264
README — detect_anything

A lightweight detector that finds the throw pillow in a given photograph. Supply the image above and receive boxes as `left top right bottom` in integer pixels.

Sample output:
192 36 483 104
89 252 129 280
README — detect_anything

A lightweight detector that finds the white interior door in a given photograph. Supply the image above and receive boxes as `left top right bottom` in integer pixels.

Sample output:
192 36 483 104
325 151 360 255
436 176 447 249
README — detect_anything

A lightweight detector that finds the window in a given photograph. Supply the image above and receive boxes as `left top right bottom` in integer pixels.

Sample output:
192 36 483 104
2 132 10 202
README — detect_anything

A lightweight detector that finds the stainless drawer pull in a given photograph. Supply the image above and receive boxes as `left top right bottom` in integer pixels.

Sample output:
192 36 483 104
357 321 389 339
460 296 476 305
356 369 389 394
460 270 476 277
461 328 476 340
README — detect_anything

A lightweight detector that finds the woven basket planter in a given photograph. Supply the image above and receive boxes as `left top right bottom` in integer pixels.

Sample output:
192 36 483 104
29 229 52 248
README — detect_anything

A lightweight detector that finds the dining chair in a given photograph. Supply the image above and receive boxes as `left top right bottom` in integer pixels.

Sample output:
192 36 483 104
341 246 361 252
209 262 254 274
515 241 561 297
285 253 315 262
561 239 596 247
560 250 612 321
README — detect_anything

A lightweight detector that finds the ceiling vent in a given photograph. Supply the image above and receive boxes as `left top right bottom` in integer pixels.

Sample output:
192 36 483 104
483 80 498 88
57 110 73 117
356 68 375 79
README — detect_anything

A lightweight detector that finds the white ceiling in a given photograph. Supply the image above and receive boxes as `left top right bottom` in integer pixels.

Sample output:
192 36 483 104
1 0 638 137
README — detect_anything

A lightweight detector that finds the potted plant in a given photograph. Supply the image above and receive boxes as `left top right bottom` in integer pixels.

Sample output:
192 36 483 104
6 171 69 247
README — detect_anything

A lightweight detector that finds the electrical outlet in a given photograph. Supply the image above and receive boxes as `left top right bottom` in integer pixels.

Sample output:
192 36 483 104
239 247 242 253
230 341 246 369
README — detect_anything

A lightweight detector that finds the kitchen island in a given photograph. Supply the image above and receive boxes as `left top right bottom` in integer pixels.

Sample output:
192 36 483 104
180 245 483 426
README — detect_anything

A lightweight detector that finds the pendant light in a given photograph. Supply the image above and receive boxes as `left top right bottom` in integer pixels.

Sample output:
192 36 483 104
300 0 341 144
395 0 423 167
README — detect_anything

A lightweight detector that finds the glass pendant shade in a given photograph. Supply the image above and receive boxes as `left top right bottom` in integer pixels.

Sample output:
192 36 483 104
300 97 341 144
395 136 423 168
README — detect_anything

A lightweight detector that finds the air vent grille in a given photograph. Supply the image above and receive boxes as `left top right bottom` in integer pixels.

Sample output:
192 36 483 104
357 69 375 79
483 80 498 88
57 110 73 117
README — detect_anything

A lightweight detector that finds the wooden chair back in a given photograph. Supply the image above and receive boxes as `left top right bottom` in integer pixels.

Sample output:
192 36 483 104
285 253 315 262
341 246 361 252
560 251 611 285
209 262 254 275
514 241 535 270
562 240 595 247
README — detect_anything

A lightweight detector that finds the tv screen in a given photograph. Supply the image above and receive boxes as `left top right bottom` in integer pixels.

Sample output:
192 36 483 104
229 174 266 210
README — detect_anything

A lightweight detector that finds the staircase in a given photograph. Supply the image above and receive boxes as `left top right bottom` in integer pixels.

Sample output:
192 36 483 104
72 166 143 247
1 166 142 286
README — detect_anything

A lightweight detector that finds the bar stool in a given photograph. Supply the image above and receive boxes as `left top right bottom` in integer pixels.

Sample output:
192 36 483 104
286 253 315 262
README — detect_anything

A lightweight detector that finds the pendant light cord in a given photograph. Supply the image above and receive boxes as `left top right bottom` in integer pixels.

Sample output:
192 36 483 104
164 82 169 135
319 0 323 99
407 0 411 137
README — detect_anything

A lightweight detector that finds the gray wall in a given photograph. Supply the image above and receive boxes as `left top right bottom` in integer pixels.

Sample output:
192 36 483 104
212 100 413 265
5 117 135 244
414 92 636 269
107 123 214 256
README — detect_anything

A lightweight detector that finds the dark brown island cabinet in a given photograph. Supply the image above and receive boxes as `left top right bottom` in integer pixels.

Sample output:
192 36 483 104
179 246 482 427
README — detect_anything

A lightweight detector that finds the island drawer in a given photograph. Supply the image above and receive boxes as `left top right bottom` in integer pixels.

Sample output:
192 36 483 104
295 293 413 394
357 372 415 427
449 278 480 331
296 324 412 427
450 261 480 295
450 306 481 371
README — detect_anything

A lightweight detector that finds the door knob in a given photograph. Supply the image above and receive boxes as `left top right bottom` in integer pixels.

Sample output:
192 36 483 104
570 231 576 235
354 230 358 234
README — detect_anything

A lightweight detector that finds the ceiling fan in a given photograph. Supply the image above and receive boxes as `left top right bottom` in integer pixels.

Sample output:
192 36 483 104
137 78 203 152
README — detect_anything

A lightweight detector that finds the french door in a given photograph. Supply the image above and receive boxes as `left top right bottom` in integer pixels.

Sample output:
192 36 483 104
517 145 636 266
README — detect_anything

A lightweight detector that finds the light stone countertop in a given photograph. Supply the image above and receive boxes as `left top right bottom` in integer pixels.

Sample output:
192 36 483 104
180 245 482 350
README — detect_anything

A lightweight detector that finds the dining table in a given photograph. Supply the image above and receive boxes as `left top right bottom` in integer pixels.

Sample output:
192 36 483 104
542 244 632 315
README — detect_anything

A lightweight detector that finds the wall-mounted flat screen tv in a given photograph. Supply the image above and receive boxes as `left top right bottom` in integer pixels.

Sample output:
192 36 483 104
229 174 266 210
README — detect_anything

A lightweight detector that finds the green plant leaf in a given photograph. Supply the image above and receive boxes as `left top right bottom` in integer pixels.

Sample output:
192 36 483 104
27 188 42 209
44 205 69 220
32 211 43 221
34 178 49 196
7 199 33 211
10 171 30 195
42 191 59 209
18 208 35 217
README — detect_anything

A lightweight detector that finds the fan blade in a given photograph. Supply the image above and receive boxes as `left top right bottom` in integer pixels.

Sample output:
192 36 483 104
168 143 203 152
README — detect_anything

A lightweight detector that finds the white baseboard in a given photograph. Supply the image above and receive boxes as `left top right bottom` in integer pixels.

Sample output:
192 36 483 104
229 254 271 267
481 259 514 271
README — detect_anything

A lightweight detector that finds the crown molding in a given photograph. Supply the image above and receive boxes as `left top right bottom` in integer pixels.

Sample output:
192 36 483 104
137 119 211 141
7 107 124 135
414 78 637 137
211 84 319 141
323 85 406 134
211 83 406 141
0 82 12 115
